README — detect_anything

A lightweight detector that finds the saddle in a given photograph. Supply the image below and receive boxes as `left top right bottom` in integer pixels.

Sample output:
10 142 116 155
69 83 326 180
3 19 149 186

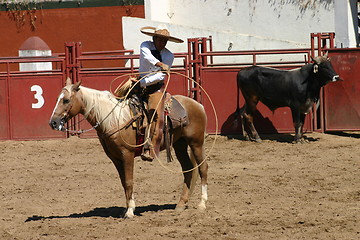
127 92 189 161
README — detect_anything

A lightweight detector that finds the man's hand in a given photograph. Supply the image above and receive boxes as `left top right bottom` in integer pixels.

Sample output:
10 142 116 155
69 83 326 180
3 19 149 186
156 62 170 72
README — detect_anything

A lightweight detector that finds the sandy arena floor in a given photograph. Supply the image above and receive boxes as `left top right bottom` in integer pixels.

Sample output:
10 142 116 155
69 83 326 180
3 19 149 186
1 132 359 239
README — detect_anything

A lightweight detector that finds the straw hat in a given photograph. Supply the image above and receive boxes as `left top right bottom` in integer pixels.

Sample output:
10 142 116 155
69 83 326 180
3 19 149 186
140 24 184 43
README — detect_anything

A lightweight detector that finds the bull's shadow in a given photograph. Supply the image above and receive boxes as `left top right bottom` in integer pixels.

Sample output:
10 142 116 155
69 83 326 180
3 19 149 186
25 204 176 222
221 111 317 143
328 131 360 139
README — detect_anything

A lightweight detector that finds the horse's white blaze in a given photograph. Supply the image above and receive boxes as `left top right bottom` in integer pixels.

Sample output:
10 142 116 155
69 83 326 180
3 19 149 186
198 184 208 210
50 92 64 121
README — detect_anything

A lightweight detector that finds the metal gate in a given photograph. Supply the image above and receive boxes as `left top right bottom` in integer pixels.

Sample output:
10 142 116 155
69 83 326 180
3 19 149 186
0 56 66 140
190 33 360 134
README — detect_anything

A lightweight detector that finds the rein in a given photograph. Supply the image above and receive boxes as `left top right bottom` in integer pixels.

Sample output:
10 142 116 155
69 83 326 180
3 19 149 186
62 89 123 135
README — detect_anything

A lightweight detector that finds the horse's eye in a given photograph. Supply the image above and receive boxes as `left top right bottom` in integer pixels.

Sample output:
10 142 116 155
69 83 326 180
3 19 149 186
63 99 70 104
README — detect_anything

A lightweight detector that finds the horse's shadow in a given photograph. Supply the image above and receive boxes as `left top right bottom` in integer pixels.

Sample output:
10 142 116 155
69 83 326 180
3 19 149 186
25 204 176 222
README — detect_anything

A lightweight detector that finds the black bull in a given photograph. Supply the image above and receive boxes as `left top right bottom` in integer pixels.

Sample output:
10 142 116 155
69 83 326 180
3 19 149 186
235 53 342 143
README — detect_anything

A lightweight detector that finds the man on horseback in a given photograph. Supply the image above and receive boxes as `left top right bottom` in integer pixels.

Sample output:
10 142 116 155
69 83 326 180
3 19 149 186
137 24 184 161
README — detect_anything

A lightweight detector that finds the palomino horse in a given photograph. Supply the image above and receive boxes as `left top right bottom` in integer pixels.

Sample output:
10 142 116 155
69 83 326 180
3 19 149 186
49 78 208 218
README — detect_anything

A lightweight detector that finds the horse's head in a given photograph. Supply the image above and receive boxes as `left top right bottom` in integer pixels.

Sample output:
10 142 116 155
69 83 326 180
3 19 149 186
49 78 82 131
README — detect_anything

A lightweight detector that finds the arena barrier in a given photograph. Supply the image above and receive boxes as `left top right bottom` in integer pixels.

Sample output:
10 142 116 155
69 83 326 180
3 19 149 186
1 33 359 140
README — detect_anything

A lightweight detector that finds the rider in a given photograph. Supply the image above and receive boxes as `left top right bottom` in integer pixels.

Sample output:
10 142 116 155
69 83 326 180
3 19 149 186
138 24 184 161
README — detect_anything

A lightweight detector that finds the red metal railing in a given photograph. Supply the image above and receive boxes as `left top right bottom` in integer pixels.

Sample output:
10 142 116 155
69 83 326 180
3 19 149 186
2 32 357 140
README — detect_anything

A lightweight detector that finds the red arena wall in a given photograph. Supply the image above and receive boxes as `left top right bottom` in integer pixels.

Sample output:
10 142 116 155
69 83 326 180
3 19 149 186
0 1 144 61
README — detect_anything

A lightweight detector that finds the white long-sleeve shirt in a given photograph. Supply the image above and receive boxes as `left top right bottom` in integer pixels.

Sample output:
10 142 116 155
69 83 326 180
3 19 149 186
138 41 174 87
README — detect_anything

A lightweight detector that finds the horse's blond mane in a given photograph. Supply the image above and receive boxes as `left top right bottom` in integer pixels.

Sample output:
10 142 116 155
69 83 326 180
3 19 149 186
78 86 131 132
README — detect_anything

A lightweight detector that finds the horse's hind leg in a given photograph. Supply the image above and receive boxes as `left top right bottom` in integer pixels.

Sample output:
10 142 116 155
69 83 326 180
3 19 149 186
189 142 208 211
173 138 196 211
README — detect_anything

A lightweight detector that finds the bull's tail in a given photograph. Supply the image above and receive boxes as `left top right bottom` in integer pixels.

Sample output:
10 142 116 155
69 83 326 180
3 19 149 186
234 72 248 139
234 73 242 128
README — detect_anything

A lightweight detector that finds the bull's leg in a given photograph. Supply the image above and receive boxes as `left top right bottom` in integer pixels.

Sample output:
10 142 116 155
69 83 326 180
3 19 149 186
243 111 261 142
173 138 195 211
242 98 261 142
292 110 306 143
112 153 136 218
238 107 250 140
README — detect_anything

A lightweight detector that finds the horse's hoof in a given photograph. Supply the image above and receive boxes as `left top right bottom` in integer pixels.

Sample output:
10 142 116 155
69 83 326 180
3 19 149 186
123 208 135 219
255 138 262 143
175 205 186 212
197 202 206 211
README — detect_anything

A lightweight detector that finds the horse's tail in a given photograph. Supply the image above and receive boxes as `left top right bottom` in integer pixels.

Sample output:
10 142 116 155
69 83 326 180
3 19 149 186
188 150 200 197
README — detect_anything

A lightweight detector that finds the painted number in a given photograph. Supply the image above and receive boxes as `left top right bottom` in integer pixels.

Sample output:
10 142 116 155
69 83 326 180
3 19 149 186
31 85 45 109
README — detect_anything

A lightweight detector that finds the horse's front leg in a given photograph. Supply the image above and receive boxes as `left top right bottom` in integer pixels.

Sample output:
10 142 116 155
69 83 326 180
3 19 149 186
112 152 136 218
173 139 193 211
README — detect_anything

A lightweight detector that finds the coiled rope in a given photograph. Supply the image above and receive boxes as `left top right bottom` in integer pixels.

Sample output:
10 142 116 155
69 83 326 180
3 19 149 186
110 70 218 174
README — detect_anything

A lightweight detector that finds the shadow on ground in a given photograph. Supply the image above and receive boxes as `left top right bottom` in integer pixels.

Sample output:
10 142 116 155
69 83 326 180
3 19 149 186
25 204 176 222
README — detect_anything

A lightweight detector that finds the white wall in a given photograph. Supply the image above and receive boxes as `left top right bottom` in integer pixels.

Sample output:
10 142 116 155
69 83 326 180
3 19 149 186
122 0 358 65
123 0 337 53
335 0 358 48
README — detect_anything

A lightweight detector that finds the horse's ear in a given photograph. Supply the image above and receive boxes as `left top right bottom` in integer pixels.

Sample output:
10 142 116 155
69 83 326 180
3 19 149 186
65 77 72 86
72 81 82 92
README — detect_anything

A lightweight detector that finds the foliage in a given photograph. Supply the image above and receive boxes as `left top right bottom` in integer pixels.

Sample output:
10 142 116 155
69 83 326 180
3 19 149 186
0 0 41 31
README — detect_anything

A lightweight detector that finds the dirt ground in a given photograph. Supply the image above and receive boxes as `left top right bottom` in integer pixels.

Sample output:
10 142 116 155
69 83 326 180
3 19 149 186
1 132 360 240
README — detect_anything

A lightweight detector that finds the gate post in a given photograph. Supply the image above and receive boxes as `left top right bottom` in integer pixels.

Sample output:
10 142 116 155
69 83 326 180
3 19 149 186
65 42 82 83
187 37 212 103
310 32 335 133
64 42 82 135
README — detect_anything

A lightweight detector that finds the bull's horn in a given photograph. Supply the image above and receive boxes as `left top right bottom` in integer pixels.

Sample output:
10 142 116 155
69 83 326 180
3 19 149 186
324 51 329 59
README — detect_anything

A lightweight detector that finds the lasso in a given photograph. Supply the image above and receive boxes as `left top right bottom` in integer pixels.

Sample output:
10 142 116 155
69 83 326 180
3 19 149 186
109 70 219 174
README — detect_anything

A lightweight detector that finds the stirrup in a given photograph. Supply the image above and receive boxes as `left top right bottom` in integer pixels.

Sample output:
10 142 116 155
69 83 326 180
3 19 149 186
141 150 154 162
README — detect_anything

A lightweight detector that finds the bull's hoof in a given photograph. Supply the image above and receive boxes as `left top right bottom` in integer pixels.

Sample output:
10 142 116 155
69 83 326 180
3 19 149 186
293 138 308 144
254 138 262 143
250 137 262 143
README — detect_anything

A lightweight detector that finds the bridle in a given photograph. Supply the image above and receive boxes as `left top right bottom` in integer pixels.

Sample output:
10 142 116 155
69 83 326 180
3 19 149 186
56 87 103 135
55 84 136 136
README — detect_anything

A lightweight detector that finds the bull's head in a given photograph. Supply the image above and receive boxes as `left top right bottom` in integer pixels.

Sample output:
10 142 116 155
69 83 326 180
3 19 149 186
311 52 342 85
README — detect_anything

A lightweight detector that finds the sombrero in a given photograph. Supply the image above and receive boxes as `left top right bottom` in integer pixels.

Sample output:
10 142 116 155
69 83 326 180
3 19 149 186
140 24 184 43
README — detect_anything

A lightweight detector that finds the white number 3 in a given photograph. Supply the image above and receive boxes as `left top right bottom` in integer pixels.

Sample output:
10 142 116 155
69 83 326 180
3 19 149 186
31 85 45 109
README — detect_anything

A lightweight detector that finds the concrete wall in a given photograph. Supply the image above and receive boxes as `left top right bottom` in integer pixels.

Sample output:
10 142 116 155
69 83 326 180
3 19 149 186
123 0 338 56
335 0 359 48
